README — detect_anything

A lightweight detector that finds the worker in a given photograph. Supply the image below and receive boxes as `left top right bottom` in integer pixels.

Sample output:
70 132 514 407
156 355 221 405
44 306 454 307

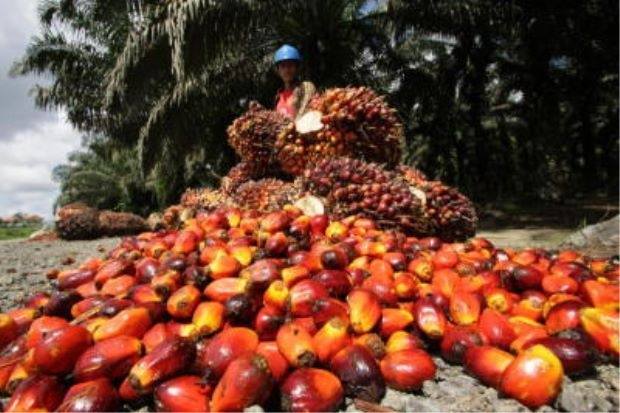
274 44 317 120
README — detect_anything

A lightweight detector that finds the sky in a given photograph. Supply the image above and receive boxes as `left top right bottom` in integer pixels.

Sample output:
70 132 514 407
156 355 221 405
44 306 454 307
0 1 82 219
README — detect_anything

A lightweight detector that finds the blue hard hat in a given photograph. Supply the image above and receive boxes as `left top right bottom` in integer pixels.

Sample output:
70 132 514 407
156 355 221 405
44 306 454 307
274 44 301 64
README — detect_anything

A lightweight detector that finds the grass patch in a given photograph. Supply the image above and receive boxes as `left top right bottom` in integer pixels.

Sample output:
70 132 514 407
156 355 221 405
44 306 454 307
0 225 42 241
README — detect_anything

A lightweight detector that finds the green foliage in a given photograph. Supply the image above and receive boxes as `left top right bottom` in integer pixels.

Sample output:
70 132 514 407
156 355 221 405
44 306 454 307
0 225 43 241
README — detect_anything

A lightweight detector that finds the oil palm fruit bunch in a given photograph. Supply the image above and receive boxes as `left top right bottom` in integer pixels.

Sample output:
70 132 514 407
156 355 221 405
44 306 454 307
220 161 261 195
180 187 230 212
227 101 291 176
231 178 301 213
275 87 404 175
55 203 101 240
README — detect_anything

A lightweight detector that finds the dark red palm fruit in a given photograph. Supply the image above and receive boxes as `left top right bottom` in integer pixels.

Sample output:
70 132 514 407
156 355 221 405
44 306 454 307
57 378 119 412
276 323 317 368
256 341 289 382
330 345 385 403
195 327 259 380
127 336 195 395
511 265 544 290
525 336 596 376
347 289 382 334
320 247 349 270
43 290 81 319
73 335 143 382
312 317 351 364
93 307 152 342
385 331 424 354
380 349 436 391
379 308 414 338
542 293 582 319
545 300 584 335
99 298 133 317
312 270 352 297
265 231 289 257
225 293 260 325
281 368 344 412
362 275 398 306
440 325 484 364
135 257 160 284
23 316 69 350
182 265 209 290
289 280 329 318
254 305 285 341
210 353 273 412
240 259 280 290
383 252 407 272
478 309 517 350
33 325 92 374
550 261 593 282
4 375 64 412
414 296 447 339
154 375 211 412
463 345 514 389
312 298 349 327
346 267 368 287
57 269 95 291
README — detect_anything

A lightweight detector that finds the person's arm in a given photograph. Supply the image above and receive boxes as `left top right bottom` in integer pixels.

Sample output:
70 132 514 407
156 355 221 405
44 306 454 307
295 81 317 118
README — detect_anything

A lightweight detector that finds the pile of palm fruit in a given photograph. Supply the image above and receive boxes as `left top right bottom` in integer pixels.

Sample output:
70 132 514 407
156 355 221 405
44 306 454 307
0 86 617 412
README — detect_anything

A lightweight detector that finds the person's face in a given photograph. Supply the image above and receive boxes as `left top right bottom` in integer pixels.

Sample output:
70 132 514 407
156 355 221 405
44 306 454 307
277 60 299 84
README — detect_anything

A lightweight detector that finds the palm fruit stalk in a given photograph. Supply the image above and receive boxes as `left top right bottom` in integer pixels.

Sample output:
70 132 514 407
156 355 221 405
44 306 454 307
275 86 404 175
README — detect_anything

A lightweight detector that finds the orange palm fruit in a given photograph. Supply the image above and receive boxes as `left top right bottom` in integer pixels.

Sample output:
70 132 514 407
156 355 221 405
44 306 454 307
347 289 382 334
582 280 619 310
127 337 195 395
440 325 484 364
432 268 459 298
4 375 64 412
196 327 259 379
210 352 273 412
500 344 564 408
70 296 106 319
239 259 280 289
414 297 447 339
379 308 414 338
326 221 348 241
172 230 199 255
256 341 289 382
73 335 143 382
33 325 92 374
276 323 317 367
263 280 290 310
408 257 433 282
281 265 310 287
57 268 95 291
151 270 182 298
74 281 98 298
330 345 385 403
192 301 225 336
433 248 459 269
380 349 436 391
312 297 350 326
511 294 545 321
312 318 351 364
94 259 133 287
93 307 152 342
369 258 394 279
478 309 517 350
209 250 242 279
449 290 481 325
166 285 201 319
154 375 211 412
385 331 423 354
281 368 344 412
484 287 518 313
393 272 417 300
362 275 398 306
290 280 329 317
204 277 249 303
579 307 619 356
57 378 119 412
545 300 584 335
100 275 136 297
464 345 514 389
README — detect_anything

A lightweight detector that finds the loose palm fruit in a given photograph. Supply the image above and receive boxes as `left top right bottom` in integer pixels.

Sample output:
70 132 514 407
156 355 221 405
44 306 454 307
4 375 64 412
127 337 195 395
525 337 595 376
241 259 280 290
57 269 95 291
500 344 564 408
582 280 619 310
99 298 133 317
380 349 436 391
579 307 619 356
155 376 211 412
93 307 152 341
281 368 344 412
196 327 259 379
93 259 133 287
73 335 143 382
347 289 382 334
545 300 584 335
385 331 423 354
6 362 31 394
24 316 69 349
100 275 136 297
330 345 385 402
151 270 182 298
263 280 290 310
449 290 481 325
312 317 351 363
142 324 174 354
312 298 350 326
313 270 352 297
192 301 225 336
276 323 317 367
408 257 434 282
256 341 289 382
484 287 518 314
255 305 285 340
172 230 199 255
353 333 386 359
135 257 160 284
464 345 515 389
440 325 484 364
211 353 273 412
290 280 329 317
42 290 81 319
478 309 516 350
33 325 92 374
57 378 119 412
166 285 202 319
379 308 414 338
204 277 250 303
225 293 259 323
414 297 447 339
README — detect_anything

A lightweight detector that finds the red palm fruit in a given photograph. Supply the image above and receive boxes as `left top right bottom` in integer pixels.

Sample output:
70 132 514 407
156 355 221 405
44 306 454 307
313 298 349 326
484 287 518 313
57 269 95 291
512 250 538 266
545 300 584 335
73 335 142 382
348 289 382 334
224 293 259 323
381 252 405 272
292 317 318 336
276 323 317 367
433 248 459 269
33 325 92 374
94 259 133 287
478 309 516 350
42 290 81 319
309 215 329 236
379 308 414 338
414 297 447 339
320 247 349 270
254 305 285 341
352 333 386 360
511 266 544 290
550 260 592 280
211 352 273 412
541 275 578 295
240 259 279 290
432 269 459 298
151 270 182 298
393 272 417 300
135 257 160 284
192 301 225 336
130 284 162 305
93 307 152 341
71 297 106 319
199 244 226 265
525 337 595 376
265 231 289 256
0 314 19 350
449 291 481 326
127 337 195 394
256 341 289 382
196 327 259 379
385 331 423 354
209 250 242 279
99 297 133 318
57 378 119 412
24 316 69 349
582 280 619 309
362 275 398 306
165 321 198 340
290 280 329 317
511 291 545 321
312 318 351 364
440 325 484 364
260 211 290 233
172 230 198 255
346 267 368 288
579 307 619 356
263 280 290 310
463 345 514 389
380 349 436 391
330 344 385 402
4 375 64 412
24 292 51 313
408 257 433 282
100 275 136 297
142 323 173 354
369 259 394 280
166 285 201 319
204 277 250 303
155 375 211 412
542 293 582 319
500 344 564 408
313 270 352 297
281 368 343 412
